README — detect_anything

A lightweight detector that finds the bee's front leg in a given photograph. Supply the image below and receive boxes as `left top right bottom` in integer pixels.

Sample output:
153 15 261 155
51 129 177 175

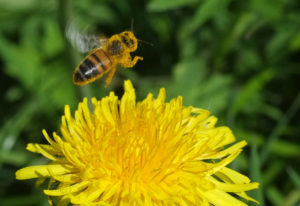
122 55 143 68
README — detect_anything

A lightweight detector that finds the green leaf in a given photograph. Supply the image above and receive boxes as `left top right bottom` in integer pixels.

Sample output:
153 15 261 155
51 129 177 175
279 191 300 206
147 0 199 12
20 15 42 51
266 186 284 206
42 18 65 57
0 192 47 206
289 31 300 51
191 0 223 30
271 140 300 157
266 27 296 60
149 16 172 43
177 0 224 42
170 58 232 114
251 0 284 21
0 149 29 165
287 167 300 190
236 129 300 157
260 92 300 164
0 36 42 90
5 87 24 102
229 69 274 116
0 0 37 10
263 161 284 186
259 103 283 121
0 100 39 152
249 140 264 206
236 48 263 73
37 63 77 110
76 1 117 24
170 58 207 104
194 74 232 114
214 12 256 69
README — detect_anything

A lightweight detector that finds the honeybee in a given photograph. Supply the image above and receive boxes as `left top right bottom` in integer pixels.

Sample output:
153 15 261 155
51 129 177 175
67 27 143 87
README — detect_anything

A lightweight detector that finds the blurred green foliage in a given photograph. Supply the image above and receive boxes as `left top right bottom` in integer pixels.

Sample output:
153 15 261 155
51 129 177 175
0 0 299 205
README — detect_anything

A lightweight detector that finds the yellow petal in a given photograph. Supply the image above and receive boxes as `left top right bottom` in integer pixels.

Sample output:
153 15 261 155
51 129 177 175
26 143 60 155
26 143 57 161
44 181 90 196
205 188 248 206
216 167 251 184
208 176 259 192
16 164 74 180
207 141 247 159
70 182 110 204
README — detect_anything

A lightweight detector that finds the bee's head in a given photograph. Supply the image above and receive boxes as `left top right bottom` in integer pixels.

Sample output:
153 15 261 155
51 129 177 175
120 31 138 51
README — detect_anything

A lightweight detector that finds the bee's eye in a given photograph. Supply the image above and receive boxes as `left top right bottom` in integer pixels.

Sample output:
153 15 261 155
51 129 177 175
121 35 135 48
129 39 134 46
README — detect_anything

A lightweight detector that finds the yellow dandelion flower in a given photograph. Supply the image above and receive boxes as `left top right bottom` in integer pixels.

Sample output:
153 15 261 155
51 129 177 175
16 80 259 206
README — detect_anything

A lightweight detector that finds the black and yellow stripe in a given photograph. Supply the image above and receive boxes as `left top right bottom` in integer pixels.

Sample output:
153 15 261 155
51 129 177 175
73 49 112 85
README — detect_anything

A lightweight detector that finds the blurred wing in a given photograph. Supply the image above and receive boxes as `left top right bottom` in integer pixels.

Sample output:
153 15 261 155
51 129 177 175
66 22 107 53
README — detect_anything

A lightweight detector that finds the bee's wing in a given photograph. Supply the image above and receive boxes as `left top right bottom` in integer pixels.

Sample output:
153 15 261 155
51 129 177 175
66 22 107 53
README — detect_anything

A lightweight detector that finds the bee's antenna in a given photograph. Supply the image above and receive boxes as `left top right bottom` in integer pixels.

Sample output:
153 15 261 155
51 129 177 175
131 18 134 32
137 39 154 47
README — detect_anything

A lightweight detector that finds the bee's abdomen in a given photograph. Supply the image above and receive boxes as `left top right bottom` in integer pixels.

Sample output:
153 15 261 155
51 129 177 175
73 49 112 84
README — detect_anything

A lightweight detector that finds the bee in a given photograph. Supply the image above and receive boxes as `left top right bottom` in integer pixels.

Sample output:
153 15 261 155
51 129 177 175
68 27 143 87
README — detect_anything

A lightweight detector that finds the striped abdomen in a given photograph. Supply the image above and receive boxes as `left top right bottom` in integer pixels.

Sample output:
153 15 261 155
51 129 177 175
73 49 112 85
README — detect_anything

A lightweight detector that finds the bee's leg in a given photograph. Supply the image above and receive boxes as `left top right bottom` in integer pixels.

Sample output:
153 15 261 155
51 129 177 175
105 67 116 87
122 55 143 68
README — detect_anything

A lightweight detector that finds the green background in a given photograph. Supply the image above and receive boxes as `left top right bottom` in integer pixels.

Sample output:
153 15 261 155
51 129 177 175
0 0 299 205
